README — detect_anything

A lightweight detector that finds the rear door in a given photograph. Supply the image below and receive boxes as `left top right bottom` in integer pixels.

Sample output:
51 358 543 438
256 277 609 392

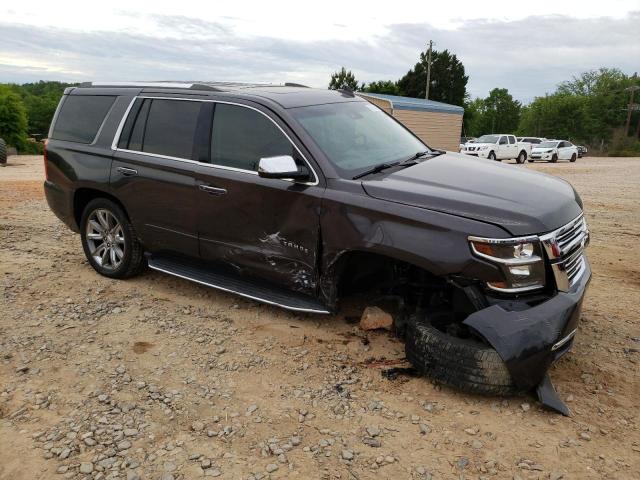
195 102 323 294
497 136 509 158
508 135 518 158
111 97 207 256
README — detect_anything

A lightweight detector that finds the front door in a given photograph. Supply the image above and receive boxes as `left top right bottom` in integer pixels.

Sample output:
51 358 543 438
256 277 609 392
196 102 323 294
558 141 572 159
110 97 207 256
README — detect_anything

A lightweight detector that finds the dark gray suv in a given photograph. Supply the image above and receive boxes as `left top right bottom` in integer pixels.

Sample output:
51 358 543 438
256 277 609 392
44 82 590 414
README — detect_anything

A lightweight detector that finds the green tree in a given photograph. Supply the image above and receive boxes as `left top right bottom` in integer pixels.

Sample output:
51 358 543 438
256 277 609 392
363 80 400 95
0 85 28 148
517 69 640 147
462 97 484 137
477 88 521 133
328 67 362 91
16 81 72 137
397 49 468 106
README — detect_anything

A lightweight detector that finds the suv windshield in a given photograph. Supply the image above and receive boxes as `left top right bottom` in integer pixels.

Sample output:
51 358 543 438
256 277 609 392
475 135 499 143
290 101 427 178
538 141 559 148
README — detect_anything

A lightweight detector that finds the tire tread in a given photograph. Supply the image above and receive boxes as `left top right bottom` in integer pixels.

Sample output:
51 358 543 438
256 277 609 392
405 316 517 396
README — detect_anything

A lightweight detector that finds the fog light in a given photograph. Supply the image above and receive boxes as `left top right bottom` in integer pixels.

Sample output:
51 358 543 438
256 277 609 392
509 265 533 276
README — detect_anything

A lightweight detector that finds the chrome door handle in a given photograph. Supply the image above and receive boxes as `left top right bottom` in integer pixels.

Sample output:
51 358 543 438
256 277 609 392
199 185 227 196
116 167 138 176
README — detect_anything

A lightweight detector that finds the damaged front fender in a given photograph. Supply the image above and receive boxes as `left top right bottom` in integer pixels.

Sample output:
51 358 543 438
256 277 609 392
463 260 591 392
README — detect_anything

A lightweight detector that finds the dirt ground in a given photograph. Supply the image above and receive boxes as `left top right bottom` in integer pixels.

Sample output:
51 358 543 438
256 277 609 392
1 155 638 480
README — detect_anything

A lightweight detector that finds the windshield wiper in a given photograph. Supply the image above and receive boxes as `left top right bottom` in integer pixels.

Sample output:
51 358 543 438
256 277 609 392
397 150 431 165
352 150 445 180
352 161 400 180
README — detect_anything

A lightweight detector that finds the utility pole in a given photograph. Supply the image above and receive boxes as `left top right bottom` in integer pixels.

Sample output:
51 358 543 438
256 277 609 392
425 40 433 100
624 85 640 136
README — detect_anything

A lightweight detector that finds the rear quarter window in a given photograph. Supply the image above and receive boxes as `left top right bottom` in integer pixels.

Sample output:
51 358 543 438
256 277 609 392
51 95 116 143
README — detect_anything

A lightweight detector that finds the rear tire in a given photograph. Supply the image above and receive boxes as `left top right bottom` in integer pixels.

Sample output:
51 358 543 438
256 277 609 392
0 138 6 165
404 314 517 396
80 198 145 279
570 153 577 162
516 151 527 164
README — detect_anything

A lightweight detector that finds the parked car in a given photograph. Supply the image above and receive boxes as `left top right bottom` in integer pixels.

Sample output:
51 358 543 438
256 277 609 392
577 145 588 158
530 140 579 163
0 137 6 165
461 134 531 164
459 136 475 151
44 82 590 413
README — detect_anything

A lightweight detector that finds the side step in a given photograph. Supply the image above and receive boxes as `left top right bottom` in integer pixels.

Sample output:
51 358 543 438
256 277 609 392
147 254 331 314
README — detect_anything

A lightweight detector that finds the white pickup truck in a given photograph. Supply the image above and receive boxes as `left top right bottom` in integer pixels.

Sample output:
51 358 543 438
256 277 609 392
460 134 532 164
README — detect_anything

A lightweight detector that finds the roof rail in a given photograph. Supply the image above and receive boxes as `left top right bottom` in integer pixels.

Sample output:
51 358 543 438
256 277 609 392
284 82 310 88
81 81 224 91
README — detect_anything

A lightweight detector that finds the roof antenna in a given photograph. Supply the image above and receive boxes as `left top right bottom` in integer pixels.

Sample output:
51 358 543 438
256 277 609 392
338 87 355 97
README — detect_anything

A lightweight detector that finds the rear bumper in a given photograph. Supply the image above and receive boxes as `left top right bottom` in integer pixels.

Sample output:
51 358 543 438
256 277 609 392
44 180 78 232
464 258 591 390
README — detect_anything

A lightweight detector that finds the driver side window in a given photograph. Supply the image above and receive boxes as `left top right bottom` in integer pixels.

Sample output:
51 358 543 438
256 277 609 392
211 104 295 171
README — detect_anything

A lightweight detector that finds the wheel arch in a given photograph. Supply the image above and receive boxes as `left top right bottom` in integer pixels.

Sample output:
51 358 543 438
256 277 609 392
73 187 130 228
318 248 448 311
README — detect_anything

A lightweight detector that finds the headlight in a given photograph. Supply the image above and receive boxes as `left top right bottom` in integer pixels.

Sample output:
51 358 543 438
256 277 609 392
469 236 546 292
479 146 489 150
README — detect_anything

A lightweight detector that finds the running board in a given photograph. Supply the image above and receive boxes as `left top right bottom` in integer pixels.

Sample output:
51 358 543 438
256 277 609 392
147 254 331 314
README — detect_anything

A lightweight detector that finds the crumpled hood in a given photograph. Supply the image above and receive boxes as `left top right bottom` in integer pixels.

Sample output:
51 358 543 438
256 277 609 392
361 152 583 236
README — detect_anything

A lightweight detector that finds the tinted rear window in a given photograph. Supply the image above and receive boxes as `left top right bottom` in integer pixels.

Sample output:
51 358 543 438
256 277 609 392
124 99 201 159
52 95 116 143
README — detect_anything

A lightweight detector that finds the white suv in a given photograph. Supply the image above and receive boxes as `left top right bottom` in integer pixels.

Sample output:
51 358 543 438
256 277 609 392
461 134 531 164
530 140 579 163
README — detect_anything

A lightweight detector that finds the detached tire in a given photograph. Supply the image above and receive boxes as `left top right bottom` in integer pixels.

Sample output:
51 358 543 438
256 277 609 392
405 315 517 396
0 138 7 165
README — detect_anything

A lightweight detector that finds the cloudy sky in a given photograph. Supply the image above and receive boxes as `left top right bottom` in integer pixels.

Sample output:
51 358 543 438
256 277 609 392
1 0 638 102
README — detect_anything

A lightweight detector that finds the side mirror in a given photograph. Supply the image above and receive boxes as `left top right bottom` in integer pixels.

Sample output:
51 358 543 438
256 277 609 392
258 155 310 181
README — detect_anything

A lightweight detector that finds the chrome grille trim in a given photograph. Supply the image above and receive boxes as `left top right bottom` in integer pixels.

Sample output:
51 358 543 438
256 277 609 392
540 214 589 292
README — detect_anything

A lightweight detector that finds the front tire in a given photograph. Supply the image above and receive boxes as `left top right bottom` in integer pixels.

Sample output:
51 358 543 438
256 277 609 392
80 198 145 279
488 151 498 161
516 151 527 164
570 153 577 162
405 314 517 396
549 154 558 163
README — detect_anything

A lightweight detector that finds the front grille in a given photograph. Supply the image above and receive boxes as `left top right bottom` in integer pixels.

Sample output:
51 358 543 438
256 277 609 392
540 215 589 291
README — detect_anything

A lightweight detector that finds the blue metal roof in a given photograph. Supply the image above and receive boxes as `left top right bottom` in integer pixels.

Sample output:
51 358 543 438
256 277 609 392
358 92 464 115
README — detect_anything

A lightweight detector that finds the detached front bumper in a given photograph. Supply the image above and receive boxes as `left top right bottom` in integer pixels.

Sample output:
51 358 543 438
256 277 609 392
463 258 591 391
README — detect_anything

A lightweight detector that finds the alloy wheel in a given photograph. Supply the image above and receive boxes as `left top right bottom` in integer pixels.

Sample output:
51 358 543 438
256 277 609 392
85 209 125 270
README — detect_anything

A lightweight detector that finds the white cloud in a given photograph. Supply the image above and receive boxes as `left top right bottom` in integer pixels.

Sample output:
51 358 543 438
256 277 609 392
0 1 638 102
